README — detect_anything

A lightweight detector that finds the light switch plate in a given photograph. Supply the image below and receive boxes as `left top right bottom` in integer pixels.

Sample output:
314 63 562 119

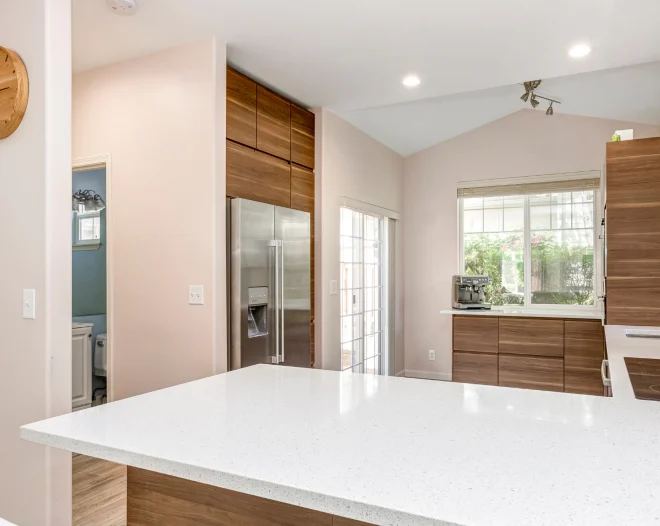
189 285 204 305
23 289 36 319
330 280 338 296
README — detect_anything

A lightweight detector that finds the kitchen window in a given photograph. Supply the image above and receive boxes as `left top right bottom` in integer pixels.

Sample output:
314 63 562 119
458 174 600 307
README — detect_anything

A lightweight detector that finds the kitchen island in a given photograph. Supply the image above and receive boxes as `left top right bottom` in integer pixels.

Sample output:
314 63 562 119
21 364 660 526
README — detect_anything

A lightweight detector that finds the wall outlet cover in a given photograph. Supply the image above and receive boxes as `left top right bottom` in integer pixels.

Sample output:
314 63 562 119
189 285 204 305
330 280 338 296
429 349 436 361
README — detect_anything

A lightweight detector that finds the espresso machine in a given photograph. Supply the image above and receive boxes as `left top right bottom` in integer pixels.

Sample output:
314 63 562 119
452 275 492 310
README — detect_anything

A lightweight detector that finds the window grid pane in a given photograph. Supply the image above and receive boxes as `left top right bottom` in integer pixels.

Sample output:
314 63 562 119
462 190 595 307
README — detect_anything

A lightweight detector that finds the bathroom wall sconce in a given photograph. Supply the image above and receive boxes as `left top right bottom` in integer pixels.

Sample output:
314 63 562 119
72 190 106 213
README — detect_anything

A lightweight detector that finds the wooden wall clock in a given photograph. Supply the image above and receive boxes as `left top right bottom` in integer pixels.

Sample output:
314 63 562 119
0 46 29 140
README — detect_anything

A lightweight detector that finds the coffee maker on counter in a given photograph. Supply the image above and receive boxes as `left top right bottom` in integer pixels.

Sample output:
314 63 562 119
452 275 492 310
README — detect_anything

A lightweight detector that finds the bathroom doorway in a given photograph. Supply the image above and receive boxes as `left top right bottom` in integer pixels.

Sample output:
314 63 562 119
72 155 113 408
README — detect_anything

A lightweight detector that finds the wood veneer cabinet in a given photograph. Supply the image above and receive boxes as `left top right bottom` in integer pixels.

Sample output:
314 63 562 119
257 85 291 161
499 355 564 392
226 140 291 208
291 104 315 169
564 320 605 395
451 315 604 395
226 68 257 148
606 137 660 326
498 317 564 357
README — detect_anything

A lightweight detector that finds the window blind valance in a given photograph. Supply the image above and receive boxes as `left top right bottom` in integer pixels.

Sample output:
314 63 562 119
457 172 600 198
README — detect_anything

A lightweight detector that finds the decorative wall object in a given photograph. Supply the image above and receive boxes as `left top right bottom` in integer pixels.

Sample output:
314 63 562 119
0 46 29 139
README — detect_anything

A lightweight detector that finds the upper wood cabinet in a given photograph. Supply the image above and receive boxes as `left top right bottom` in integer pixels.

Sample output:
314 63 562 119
498 317 564 357
453 316 498 353
257 86 291 161
226 140 291 208
291 164 314 214
226 68 257 148
291 104 315 169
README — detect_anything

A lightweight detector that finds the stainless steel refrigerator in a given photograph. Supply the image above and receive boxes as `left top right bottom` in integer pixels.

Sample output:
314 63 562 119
228 198 311 370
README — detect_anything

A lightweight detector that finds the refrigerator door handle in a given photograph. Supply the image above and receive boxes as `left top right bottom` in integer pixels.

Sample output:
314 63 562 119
269 240 280 364
281 241 285 363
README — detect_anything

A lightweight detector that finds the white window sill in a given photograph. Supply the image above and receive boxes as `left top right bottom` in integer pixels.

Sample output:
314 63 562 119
73 243 101 251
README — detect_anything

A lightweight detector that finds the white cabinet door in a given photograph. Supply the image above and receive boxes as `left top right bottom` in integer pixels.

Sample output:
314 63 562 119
72 327 92 410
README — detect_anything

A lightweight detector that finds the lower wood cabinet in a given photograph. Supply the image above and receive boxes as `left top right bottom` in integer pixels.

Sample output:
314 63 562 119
564 320 605 396
498 355 564 392
452 316 604 395
453 351 498 386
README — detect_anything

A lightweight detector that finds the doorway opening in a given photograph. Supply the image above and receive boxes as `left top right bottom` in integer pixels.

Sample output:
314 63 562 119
339 206 393 375
72 156 113 409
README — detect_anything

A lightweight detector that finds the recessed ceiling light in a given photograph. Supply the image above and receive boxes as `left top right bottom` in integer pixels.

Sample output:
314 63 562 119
402 75 421 88
569 43 591 59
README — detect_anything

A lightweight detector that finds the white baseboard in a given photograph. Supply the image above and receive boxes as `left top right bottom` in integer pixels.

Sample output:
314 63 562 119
403 370 452 382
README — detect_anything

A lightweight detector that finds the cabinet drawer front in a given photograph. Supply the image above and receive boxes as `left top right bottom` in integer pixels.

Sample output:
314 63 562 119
564 321 604 396
257 86 291 161
226 68 257 148
565 368 604 396
564 320 604 342
453 352 498 386
453 316 498 353
226 140 291 208
499 355 564 392
499 317 564 357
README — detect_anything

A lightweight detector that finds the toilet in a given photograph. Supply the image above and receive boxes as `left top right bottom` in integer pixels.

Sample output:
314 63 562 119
93 333 108 377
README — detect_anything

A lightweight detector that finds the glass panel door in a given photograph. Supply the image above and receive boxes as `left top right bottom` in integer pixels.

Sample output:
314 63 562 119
340 207 384 375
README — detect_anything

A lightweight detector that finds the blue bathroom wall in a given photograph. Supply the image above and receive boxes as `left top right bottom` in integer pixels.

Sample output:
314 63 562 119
72 168 107 317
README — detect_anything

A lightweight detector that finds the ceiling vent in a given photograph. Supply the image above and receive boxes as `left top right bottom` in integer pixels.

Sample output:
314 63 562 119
107 0 138 15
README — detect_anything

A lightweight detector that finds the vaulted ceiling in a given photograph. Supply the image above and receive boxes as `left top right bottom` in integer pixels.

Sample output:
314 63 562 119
74 0 660 155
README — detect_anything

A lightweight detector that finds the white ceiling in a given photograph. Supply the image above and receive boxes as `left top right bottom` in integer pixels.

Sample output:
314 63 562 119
73 0 660 155
340 60 660 156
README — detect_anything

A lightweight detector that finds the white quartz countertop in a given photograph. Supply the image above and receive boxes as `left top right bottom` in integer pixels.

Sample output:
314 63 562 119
21 365 660 526
606 325 660 400
440 307 603 320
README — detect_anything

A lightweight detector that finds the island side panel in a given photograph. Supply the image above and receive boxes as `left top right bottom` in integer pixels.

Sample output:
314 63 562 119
73 454 127 526
127 466 354 525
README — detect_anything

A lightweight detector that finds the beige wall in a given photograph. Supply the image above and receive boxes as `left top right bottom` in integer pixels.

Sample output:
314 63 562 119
0 0 72 525
315 109 405 374
73 38 227 400
403 109 660 379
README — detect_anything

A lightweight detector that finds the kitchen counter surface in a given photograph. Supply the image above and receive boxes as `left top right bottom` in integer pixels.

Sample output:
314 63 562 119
21 364 660 526
440 307 603 320
606 325 660 400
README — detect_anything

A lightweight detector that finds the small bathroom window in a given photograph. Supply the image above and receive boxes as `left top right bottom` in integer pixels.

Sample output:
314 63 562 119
74 211 101 247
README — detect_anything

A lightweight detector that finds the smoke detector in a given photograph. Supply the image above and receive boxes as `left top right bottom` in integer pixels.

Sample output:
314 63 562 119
107 0 138 15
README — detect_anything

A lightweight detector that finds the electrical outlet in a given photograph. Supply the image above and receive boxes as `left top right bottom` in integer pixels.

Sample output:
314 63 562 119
330 280 338 295
189 285 204 305
428 349 436 361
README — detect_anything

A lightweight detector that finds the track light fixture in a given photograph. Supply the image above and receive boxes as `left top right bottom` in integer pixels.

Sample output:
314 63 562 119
530 95 540 109
519 80 561 115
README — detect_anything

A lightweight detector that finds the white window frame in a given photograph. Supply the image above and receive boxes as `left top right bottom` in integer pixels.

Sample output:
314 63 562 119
458 185 602 311
74 210 102 247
